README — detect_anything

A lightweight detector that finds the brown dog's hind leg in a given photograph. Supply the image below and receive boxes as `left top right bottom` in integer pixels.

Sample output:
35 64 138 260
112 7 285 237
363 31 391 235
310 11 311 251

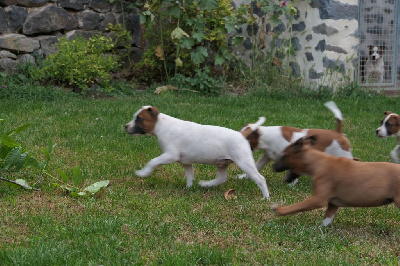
322 203 339 226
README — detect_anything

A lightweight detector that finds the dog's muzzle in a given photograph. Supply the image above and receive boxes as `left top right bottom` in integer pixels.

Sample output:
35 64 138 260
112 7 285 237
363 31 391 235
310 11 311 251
273 161 289 172
125 123 146 135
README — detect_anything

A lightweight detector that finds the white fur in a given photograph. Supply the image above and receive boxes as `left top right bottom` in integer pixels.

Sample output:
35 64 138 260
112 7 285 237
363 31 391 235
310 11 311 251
365 46 384 83
322 216 334 226
376 113 400 163
238 102 353 180
126 108 270 198
324 101 343 121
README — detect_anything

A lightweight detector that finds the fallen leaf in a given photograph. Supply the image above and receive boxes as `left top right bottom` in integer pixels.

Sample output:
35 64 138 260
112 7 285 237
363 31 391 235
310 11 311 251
224 189 237 200
154 85 178 95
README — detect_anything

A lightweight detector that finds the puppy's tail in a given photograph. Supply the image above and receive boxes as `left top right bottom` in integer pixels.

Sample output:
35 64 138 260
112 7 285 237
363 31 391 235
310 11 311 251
324 101 343 133
240 117 266 137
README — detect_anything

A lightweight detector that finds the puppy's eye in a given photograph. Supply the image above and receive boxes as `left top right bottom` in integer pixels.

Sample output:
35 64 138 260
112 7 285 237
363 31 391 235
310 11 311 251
385 122 391 127
135 116 143 121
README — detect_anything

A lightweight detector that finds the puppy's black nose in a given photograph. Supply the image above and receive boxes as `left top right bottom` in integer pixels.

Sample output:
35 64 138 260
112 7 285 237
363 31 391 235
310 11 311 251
375 129 379 135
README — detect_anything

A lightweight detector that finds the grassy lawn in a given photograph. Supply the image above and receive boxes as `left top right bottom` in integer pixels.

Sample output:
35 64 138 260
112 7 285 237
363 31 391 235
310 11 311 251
0 87 399 265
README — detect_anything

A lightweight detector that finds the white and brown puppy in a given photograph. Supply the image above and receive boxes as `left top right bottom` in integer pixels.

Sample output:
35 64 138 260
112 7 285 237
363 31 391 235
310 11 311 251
376 111 400 163
238 101 354 183
272 135 400 226
365 45 385 83
125 106 270 198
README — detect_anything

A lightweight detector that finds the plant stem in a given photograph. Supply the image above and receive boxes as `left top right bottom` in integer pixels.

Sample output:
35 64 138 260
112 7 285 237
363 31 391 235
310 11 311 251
159 12 170 81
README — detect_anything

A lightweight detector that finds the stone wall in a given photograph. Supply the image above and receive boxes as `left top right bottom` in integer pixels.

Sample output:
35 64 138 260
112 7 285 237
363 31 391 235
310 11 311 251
233 0 359 87
0 0 142 72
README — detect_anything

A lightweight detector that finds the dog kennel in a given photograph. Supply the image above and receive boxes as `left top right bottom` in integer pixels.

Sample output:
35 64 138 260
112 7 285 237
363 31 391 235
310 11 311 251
358 0 400 91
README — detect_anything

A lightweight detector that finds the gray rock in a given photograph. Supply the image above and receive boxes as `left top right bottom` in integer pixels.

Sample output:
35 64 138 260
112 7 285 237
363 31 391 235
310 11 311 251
0 33 40 52
18 53 35 64
0 8 8 34
23 6 78 35
77 10 102 30
35 35 59 56
292 21 305 32
289 61 300 76
66 29 100 40
0 0 19 5
59 0 90 11
326 44 347 54
91 0 113 13
5 5 28 32
243 37 252 50
309 0 358 20
323 57 345 73
100 12 116 31
305 52 314 61
315 39 325 52
312 23 338 36
0 57 17 72
17 0 50 7
0 50 17 59
309 68 323 79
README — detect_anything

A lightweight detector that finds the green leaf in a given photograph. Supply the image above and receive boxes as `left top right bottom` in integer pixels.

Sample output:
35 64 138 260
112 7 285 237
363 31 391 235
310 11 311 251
14 179 32 190
57 169 69 183
4 147 22 170
231 36 244 46
72 166 84 186
83 180 110 195
6 123 31 137
171 27 189 40
198 0 219 11
192 31 205 42
0 135 20 149
165 5 181 18
60 185 77 192
180 37 194 49
175 58 183 67
214 54 225 65
191 47 208 65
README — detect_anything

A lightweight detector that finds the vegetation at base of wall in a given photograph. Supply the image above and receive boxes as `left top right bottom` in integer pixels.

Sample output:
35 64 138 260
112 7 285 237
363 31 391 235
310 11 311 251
30 35 120 92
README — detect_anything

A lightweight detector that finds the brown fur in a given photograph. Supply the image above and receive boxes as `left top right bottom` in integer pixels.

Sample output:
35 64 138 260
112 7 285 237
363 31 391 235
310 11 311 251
137 107 159 134
280 127 351 153
381 111 400 135
272 136 400 224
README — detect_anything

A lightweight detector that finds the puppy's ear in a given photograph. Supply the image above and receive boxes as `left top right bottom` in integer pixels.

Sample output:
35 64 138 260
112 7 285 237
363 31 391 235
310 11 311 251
146 106 160 118
379 45 386 51
368 45 373 50
292 137 304 149
304 135 318 146
384 111 392 115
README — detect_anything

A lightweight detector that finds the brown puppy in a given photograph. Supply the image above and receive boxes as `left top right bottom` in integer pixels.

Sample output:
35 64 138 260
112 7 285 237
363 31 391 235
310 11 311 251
272 136 400 226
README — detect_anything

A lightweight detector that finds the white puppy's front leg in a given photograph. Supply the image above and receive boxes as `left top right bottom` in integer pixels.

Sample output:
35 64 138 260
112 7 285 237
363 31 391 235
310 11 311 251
390 145 400 164
182 164 194 187
136 153 178 177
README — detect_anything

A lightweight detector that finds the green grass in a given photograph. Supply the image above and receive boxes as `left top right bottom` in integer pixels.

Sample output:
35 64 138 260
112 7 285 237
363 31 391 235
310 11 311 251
0 86 400 265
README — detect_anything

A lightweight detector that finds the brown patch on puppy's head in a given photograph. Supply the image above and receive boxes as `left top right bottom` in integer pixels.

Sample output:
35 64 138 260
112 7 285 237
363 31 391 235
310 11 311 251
376 111 400 138
125 106 159 135
240 124 260 151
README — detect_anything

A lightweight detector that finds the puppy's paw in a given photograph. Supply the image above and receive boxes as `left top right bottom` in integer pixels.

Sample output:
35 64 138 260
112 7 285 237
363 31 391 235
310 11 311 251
270 203 279 212
198 180 210 187
236 173 248 179
135 169 150 177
